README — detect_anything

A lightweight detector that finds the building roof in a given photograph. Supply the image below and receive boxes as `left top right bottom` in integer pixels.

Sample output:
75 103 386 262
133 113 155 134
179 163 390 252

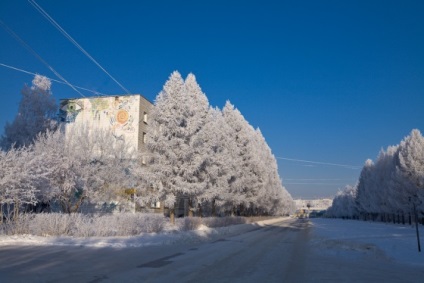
60 93 153 104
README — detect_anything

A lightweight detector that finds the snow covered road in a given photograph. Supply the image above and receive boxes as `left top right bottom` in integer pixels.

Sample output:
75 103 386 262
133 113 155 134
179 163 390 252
0 218 309 282
1 218 423 282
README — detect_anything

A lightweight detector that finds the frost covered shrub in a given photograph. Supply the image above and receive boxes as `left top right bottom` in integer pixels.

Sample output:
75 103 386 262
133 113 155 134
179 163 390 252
176 217 203 231
175 216 247 231
1 213 86 236
0 213 249 237
201 216 247 228
0 214 34 235
0 213 168 237
137 213 169 233
28 213 77 236
87 213 167 236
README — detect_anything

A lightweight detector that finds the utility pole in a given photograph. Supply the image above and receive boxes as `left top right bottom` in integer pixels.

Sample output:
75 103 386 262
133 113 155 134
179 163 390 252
409 196 421 252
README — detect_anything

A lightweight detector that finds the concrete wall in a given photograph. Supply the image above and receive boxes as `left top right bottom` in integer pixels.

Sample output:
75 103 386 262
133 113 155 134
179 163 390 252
137 95 153 154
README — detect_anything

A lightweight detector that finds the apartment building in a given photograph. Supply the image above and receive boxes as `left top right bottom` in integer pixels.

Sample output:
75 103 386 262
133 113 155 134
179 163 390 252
59 94 152 153
59 94 154 212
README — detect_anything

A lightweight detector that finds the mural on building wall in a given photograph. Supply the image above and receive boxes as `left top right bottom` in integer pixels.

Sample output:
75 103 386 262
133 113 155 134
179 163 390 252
59 100 84 123
59 95 139 144
108 96 136 132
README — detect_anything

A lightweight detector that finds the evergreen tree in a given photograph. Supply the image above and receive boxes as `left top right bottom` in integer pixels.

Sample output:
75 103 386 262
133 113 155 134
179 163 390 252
222 101 263 214
355 159 378 215
327 185 358 218
143 72 209 221
195 107 237 215
334 129 423 220
143 72 293 219
253 128 294 215
373 146 400 214
397 129 424 211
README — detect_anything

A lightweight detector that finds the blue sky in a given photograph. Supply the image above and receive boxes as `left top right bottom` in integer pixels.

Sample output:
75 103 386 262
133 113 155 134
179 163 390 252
1 0 423 199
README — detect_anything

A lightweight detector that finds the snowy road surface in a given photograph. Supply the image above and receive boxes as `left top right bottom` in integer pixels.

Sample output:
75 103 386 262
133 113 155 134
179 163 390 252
1 218 423 282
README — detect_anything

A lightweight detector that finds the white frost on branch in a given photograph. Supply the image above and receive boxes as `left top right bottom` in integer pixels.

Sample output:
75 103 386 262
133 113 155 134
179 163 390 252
32 74 52 92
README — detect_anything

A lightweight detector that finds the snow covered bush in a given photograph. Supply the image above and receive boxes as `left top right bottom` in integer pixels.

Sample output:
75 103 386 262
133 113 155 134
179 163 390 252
0 213 257 237
28 213 77 236
0 214 33 235
201 216 247 228
177 217 203 231
0 213 169 237
175 216 248 231
0 146 39 222
87 213 168 236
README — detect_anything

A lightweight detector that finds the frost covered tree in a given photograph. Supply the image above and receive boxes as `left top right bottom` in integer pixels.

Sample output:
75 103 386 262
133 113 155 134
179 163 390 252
0 146 38 222
32 125 136 213
142 72 209 222
195 107 237 215
373 146 401 215
68 125 138 210
222 101 263 214
396 129 424 213
355 159 378 216
253 128 294 215
143 72 293 219
253 128 279 214
31 129 84 213
334 129 423 221
0 75 57 149
355 147 402 220
327 185 358 218
398 129 424 200
195 106 293 216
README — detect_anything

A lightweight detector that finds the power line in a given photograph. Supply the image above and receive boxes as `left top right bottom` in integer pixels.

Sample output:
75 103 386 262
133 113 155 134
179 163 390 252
284 178 356 181
28 0 131 95
275 156 362 170
0 63 107 96
284 182 350 186
0 19 85 97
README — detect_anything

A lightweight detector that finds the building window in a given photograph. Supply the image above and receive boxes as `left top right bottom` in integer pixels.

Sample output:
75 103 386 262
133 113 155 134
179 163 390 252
150 201 161 209
143 112 148 123
143 132 147 143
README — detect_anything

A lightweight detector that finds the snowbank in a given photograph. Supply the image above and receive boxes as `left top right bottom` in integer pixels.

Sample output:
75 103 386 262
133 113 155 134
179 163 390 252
310 218 424 266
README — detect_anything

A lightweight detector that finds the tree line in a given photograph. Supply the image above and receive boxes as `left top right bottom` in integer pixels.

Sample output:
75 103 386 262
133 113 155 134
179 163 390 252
0 73 294 222
140 72 294 221
327 129 424 224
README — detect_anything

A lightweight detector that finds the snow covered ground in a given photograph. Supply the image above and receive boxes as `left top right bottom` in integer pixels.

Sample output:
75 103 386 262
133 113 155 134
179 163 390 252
1 217 422 268
0 217 284 248
1 217 423 282
310 218 424 266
